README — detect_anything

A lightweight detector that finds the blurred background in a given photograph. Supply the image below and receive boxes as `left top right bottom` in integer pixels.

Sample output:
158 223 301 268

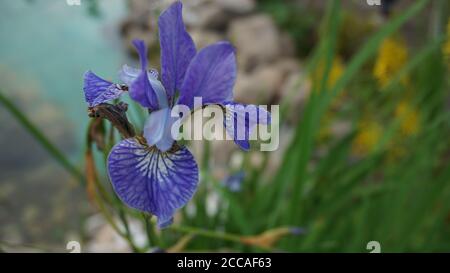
0 0 449 252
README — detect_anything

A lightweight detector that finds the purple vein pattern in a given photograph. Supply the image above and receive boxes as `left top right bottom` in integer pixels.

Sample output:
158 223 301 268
108 139 198 228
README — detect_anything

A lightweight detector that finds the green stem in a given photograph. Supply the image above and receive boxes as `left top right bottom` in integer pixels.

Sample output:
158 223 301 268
169 225 241 243
142 214 162 248
118 207 140 252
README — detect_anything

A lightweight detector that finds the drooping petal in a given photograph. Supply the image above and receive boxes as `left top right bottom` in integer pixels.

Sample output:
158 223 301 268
121 64 169 109
143 107 175 152
223 102 271 151
178 42 236 109
108 138 199 228
159 1 196 100
83 71 124 107
129 40 161 110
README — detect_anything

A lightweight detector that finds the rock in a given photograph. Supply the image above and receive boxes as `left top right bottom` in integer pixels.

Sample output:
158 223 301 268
85 214 147 253
234 59 300 105
86 223 131 253
189 29 223 50
228 15 282 71
183 2 229 30
280 31 297 57
216 0 256 14
278 72 312 124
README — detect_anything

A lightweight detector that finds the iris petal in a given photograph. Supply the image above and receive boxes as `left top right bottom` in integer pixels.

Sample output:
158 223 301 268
120 64 169 109
119 64 159 86
178 42 236 109
223 102 271 151
83 71 124 107
159 1 196 101
108 138 199 228
129 40 161 110
143 107 175 152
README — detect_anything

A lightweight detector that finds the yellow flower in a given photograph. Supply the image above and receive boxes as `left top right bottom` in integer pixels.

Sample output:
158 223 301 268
312 57 345 90
443 19 450 61
373 37 409 87
328 57 345 88
352 119 383 156
395 100 420 136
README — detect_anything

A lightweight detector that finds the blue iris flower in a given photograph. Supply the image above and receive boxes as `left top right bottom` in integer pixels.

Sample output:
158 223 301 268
83 1 270 228
222 171 246 192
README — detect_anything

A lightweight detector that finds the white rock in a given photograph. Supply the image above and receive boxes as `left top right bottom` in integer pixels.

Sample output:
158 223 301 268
228 15 282 70
216 0 256 14
234 59 300 105
85 214 147 253
184 2 229 29
189 29 223 50
278 71 312 124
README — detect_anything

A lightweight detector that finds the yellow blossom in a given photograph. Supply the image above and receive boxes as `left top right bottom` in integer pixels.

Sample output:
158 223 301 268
395 100 420 136
443 19 450 62
352 120 383 156
312 57 345 90
373 37 409 87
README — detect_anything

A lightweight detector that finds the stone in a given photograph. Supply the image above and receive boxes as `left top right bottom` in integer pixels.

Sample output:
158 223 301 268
280 31 297 57
189 29 223 50
278 72 312 125
216 0 256 14
183 2 229 30
85 214 147 253
234 59 300 105
228 15 282 71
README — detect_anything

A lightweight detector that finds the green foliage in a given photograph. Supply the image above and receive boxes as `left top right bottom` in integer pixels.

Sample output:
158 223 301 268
6 0 450 252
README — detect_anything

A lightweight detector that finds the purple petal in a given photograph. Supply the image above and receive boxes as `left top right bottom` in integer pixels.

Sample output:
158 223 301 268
83 71 124 107
108 138 199 228
223 102 271 151
119 64 159 86
121 64 169 109
129 40 160 110
159 1 196 100
178 42 236 109
143 107 175 152
222 171 245 192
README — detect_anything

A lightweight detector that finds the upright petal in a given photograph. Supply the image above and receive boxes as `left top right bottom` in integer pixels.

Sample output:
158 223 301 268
159 1 196 100
121 64 169 109
143 107 175 152
83 71 124 107
178 42 236 109
129 40 160 110
108 138 199 228
223 102 271 151
119 64 159 86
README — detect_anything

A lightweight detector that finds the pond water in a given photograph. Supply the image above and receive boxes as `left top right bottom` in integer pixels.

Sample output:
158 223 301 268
0 0 128 155
0 0 130 249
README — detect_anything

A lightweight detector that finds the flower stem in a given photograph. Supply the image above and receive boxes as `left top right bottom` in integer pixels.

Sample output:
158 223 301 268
169 225 241 244
142 214 163 249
